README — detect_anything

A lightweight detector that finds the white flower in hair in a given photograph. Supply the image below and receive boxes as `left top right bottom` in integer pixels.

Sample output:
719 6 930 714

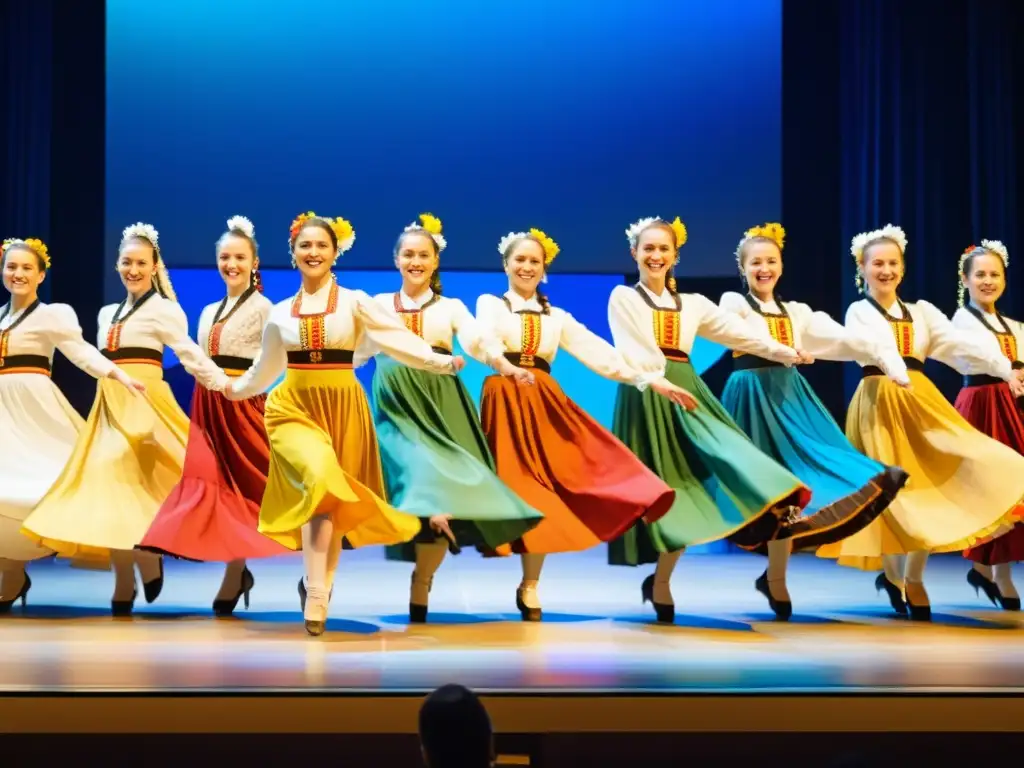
404 221 447 252
497 232 529 256
850 224 907 261
625 217 661 247
122 222 159 245
227 215 255 239
981 239 1009 266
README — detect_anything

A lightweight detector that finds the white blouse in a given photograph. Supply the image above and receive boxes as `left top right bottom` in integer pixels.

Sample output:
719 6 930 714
196 291 273 360
356 289 504 367
222 280 455 399
475 290 655 389
951 306 1024 374
607 283 799 381
0 302 114 379
719 291 909 380
845 298 1014 381
97 292 220 381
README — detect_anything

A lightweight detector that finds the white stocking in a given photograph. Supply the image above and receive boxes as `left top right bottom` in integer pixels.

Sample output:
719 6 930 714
994 563 1019 600
882 554 906 590
519 553 545 609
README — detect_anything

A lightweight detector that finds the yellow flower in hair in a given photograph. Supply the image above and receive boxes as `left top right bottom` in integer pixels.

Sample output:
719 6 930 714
669 217 688 248
744 222 785 250
529 228 560 265
418 213 443 235
2 237 51 268
330 216 355 249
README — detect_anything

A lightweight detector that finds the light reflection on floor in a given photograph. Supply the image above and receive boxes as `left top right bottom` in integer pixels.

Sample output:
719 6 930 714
0 550 1020 692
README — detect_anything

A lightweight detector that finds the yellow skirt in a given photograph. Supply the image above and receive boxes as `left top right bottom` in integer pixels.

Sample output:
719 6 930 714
258 367 420 550
817 370 1024 570
20 363 189 562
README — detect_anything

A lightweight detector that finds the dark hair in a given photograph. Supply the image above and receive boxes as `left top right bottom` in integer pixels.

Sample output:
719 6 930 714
2 243 47 273
419 684 493 768
220 228 263 293
290 217 338 251
395 228 443 295
960 245 1005 279
634 221 679 294
501 235 552 314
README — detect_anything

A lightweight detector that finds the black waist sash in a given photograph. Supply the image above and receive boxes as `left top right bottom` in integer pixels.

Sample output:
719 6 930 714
662 347 691 363
212 354 254 373
862 357 925 378
504 352 551 373
102 347 162 364
0 354 51 375
286 349 354 368
732 355 783 371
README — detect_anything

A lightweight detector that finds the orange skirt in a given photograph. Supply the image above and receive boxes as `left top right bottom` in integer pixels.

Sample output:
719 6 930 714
479 371 674 554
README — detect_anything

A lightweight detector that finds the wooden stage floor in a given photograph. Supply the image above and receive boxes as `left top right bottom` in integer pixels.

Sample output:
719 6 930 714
2 550 1024 736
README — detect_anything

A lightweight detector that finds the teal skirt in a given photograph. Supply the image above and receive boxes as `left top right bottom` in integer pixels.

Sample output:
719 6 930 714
371 356 543 562
609 359 810 566
721 365 906 550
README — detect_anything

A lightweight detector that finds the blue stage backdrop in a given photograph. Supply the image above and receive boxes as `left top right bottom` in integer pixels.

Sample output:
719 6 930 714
105 0 781 279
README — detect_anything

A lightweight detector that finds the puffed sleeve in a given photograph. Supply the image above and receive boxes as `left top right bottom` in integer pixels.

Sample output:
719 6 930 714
789 302 881 363
607 285 667 381
718 291 753 318
451 298 504 366
560 309 657 390
224 319 287 399
692 293 799 363
353 292 454 374
153 301 223 385
47 304 116 379
920 301 1014 381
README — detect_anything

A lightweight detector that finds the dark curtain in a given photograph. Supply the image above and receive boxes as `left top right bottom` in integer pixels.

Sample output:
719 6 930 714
0 0 54 302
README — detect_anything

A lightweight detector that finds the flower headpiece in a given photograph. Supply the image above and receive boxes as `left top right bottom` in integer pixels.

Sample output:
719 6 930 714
404 213 447 252
226 215 256 240
625 216 688 249
119 221 176 302
1 237 51 269
122 222 159 247
958 239 1010 307
735 222 785 273
289 211 356 253
850 224 907 293
497 228 560 265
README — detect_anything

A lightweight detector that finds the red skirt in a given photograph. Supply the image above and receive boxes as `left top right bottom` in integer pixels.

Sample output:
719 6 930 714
139 383 288 562
479 370 674 555
957 382 1024 565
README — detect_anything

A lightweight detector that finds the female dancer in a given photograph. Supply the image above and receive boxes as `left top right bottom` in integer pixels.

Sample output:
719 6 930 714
476 227 694 621
952 240 1024 610
717 222 911 612
215 212 462 636
365 213 543 623
0 237 143 610
139 216 287 616
817 225 1024 620
21 223 224 615
607 216 837 622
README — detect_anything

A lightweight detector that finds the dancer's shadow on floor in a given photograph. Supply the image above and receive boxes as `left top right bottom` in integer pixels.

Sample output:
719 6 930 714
378 612 499 626
235 611 380 635
835 606 1018 629
615 614 755 632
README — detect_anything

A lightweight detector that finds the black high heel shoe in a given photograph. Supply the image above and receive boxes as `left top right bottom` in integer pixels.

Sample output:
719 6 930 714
967 569 1021 611
0 572 31 614
516 587 542 622
905 582 931 622
640 574 674 624
213 567 255 617
143 558 164 604
875 572 907 616
112 587 138 617
755 570 792 621
409 572 433 624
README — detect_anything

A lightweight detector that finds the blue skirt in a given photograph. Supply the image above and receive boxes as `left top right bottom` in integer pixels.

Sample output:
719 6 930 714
720 365 907 552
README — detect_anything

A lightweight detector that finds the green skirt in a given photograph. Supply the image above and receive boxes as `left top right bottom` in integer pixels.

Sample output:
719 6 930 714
608 359 810 566
371 356 543 562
